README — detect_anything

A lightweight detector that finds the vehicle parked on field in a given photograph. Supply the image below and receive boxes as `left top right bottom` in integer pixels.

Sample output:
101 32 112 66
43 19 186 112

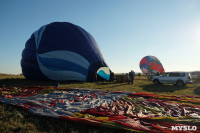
152 72 192 86
190 71 200 80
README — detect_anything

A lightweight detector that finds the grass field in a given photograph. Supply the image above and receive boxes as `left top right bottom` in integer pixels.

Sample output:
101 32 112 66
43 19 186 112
0 74 200 133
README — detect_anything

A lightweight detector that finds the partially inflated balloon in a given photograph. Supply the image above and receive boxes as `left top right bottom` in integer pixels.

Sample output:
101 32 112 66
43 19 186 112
21 22 110 81
139 56 165 75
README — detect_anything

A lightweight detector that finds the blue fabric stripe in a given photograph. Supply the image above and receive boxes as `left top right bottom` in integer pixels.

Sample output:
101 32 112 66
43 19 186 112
97 70 110 81
38 51 90 69
140 63 150 70
143 56 162 66
146 56 155 63
37 56 88 76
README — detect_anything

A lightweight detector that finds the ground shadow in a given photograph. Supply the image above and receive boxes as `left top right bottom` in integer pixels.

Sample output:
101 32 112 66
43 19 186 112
0 78 83 88
194 87 200 95
95 82 128 90
141 84 188 93
108 83 129 88
96 82 116 85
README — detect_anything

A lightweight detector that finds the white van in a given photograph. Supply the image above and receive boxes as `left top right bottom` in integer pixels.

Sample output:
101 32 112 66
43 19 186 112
152 72 192 86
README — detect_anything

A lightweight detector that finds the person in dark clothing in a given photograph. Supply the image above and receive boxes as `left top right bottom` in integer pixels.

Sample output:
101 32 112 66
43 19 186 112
138 73 141 77
129 70 135 84
54 82 60 89
156 72 160 76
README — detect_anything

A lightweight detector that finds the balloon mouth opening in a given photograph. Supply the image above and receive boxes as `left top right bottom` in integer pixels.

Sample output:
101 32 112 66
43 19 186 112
96 67 111 81
87 61 110 82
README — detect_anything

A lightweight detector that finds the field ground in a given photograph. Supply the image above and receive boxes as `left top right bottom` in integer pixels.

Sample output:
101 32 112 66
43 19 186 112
0 74 200 133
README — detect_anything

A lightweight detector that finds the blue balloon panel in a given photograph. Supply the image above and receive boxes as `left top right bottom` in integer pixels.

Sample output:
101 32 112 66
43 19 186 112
21 22 110 81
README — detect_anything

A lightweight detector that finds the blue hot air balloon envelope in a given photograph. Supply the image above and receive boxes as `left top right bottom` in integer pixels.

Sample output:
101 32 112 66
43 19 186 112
21 22 110 81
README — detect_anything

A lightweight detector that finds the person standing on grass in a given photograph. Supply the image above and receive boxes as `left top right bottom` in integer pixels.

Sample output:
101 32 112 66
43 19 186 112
138 73 140 77
129 70 135 84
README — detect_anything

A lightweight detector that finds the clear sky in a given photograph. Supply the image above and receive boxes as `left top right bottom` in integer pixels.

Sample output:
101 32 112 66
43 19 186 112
0 0 200 74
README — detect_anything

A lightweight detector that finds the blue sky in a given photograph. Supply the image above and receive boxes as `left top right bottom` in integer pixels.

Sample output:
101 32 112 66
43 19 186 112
0 0 200 74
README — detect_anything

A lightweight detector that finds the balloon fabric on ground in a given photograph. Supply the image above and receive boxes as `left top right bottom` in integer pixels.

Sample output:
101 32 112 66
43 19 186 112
140 55 165 76
0 87 200 132
21 22 110 81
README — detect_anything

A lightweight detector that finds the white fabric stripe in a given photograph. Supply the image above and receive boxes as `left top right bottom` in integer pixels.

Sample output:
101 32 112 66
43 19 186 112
38 50 90 69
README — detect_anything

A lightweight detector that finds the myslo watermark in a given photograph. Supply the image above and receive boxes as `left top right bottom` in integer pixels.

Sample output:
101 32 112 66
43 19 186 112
171 126 197 131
